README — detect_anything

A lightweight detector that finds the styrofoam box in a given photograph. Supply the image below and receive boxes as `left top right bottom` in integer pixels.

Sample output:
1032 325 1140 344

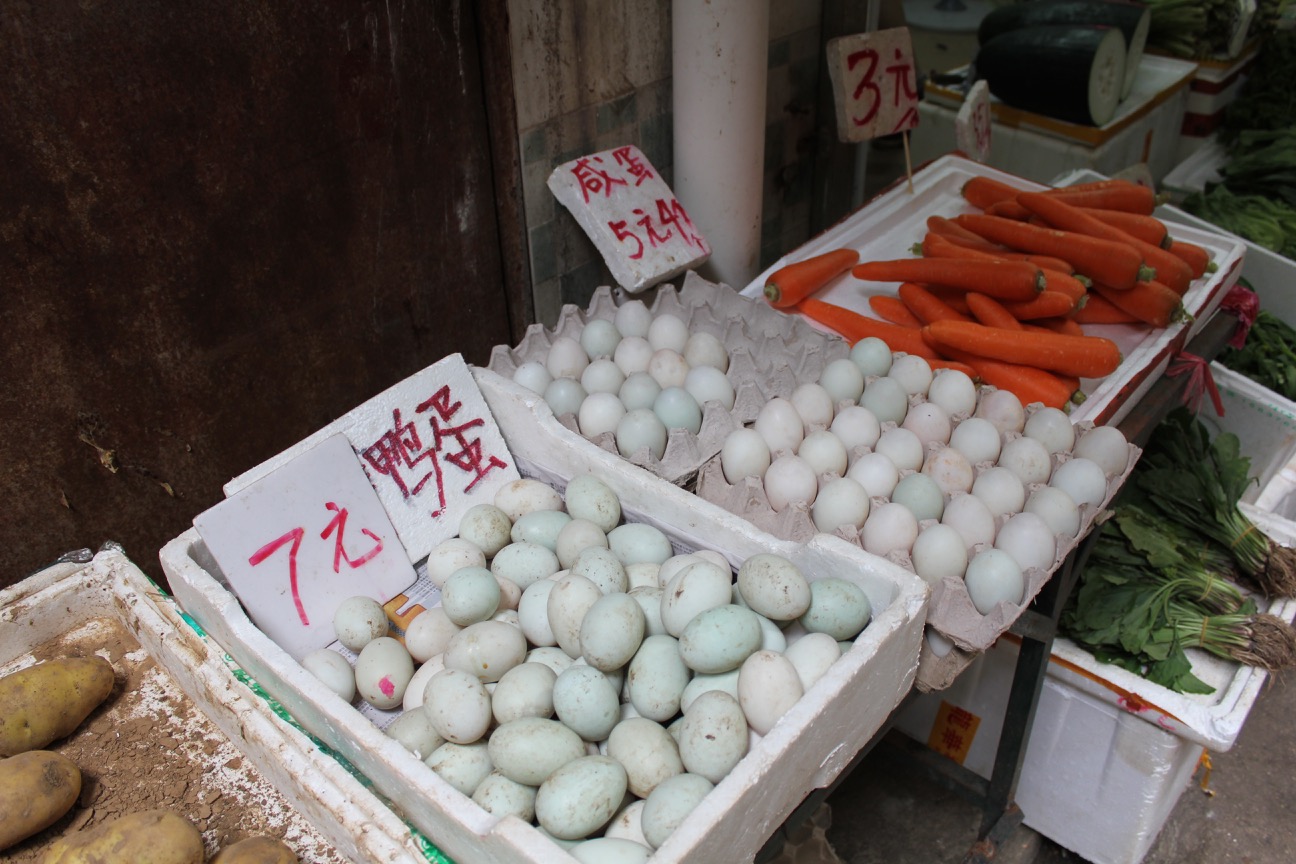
1201 361 1296 509
894 532 1296 864
1 548 429 864
161 366 930 864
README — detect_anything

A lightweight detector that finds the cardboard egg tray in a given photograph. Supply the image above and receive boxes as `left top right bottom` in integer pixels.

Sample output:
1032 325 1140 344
484 272 849 487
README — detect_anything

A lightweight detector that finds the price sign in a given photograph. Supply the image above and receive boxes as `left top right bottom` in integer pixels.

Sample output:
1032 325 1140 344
221 354 518 565
194 433 417 661
826 27 921 144
547 144 711 293
956 80 993 163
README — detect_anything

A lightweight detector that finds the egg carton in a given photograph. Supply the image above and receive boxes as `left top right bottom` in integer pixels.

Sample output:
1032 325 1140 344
483 272 849 487
160 364 930 864
694 396 1140 657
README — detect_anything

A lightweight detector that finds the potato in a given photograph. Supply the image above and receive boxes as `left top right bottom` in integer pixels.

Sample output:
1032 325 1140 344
0 656 116 757
0 750 82 851
210 835 299 864
41 809 203 864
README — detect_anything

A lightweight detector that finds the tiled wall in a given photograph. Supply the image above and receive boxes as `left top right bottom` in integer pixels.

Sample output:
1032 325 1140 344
510 1 836 327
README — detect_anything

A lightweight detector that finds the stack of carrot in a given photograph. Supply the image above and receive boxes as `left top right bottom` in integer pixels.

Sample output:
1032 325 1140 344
762 176 1216 411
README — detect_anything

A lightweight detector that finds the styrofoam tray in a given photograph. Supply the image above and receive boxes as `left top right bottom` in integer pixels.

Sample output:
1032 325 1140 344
161 367 929 864
741 154 1247 428
0 549 429 864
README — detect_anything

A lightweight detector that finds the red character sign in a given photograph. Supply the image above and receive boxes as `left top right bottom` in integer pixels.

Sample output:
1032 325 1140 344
827 28 921 144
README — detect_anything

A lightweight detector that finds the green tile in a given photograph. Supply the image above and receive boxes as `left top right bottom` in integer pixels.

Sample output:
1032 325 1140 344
529 220 558 285
597 93 638 135
560 257 613 309
768 37 790 69
522 125 550 165
640 112 673 170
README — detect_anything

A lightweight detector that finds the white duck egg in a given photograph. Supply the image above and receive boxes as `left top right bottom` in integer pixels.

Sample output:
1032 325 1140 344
874 427 924 472
424 668 493 744
791 382 836 430
647 313 690 353
798 429 848 479
578 392 626 439
653 386 702 433
850 337 893 377
494 478 565 522
617 408 668 460
891 472 946 521
964 548 1026 615
683 331 729 371
684 365 735 410
997 435 1054 486
887 353 934 396
546 335 590 380
613 336 654 376
819 358 866 404
511 508 573 551
614 300 654 339
1049 456 1109 508
926 369 978 417
736 553 811 621
755 397 805 455
1025 485 1082 540
971 465 1027 518
902 401 952 449
922 445 975 496
764 454 819 512
301 648 355 702
544 377 587 418
812 476 871 533
859 376 910 424
994 511 1058 573
512 360 552 395
647 349 689 389
332 595 389 651
607 523 673 567
861 501 920 556
459 503 513 558
720 427 772 484
565 474 621 533
1023 406 1076 454
442 566 503 625
911 523 969 587
619 371 662 411
404 607 462 663
580 358 626 396
1073 425 1132 477
948 416 1003 465
941 493 999 550
491 539 563 589
847 451 901 498
975 388 1026 435
354 636 415 710
580 318 623 360
830 405 882 455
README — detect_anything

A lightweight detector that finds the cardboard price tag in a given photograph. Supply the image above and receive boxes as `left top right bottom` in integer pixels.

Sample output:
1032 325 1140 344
547 144 711 293
194 433 417 661
826 27 921 144
955 80 993 163
222 354 519 565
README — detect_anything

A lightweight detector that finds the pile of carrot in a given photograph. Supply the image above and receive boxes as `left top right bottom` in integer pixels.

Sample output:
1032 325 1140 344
769 176 1217 411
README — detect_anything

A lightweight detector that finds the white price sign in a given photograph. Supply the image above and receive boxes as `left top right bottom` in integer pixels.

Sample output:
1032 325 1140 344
956 80 993 163
826 27 921 144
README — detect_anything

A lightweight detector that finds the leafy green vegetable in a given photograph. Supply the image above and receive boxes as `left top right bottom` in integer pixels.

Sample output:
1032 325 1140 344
1180 184 1296 260
1217 310 1296 400
1222 31 1296 141
1144 0 1240 59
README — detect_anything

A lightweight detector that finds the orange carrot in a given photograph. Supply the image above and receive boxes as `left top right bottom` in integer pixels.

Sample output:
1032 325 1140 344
934 346 1081 410
923 319 1122 378
1000 290 1078 320
897 281 973 324
1042 180 1158 214
1031 316 1086 337
1016 191 1193 295
869 294 924 327
985 198 1032 220
1167 238 1212 278
796 299 940 357
927 358 982 379
921 284 973 315
1080 208 1171 248
1090 280 1188 329
1071 292 1141 325
851 257 1045 301
953 213 1153 290
960 175 1022 210
763 248 860 308
917 231 1079 277
965 292 1023 329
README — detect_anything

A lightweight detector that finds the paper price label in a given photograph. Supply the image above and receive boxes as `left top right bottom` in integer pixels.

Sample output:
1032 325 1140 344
826 27 921 144
956 80 992 163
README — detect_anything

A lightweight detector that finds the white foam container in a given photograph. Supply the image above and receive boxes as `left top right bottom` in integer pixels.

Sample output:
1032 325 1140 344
894 517 1296 864
161 366 930 864
1201 361 1296 511
1 548 429 864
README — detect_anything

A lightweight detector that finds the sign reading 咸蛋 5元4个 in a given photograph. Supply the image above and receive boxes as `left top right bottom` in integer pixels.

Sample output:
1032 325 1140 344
826 27 921 144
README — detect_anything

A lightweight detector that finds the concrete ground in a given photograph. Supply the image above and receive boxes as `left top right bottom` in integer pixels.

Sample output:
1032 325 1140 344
776 669 1295 864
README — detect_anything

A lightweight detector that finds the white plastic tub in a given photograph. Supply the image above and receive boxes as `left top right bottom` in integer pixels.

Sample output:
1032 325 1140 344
161 366 929 864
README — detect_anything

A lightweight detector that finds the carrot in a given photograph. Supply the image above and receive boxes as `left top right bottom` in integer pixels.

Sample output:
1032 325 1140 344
1080 208 1171 248
851 257 1045 301
1001 290 1078 320
763 248 860 308
920 284 973 315
933 346 1081 410
985 198 1032 220
1071 292 1141 325
927 358 982 379
965 292 1023 329
1031 316 1086 337
1042 180 1158 214
917 231 1079 277
927 214 1002 246
960 175 1022 210
796 298 940 357
1167 238 1212 278
1016 191 1193 295
869 294 924 327
1090 280 1188 329
897 281 973 324
923 319 1122 378
953 212 1153 290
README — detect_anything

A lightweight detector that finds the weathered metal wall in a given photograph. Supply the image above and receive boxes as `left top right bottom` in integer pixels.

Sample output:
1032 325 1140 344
1 1 521 586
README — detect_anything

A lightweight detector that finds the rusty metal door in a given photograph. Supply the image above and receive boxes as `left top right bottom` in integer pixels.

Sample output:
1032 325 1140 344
0 1 528 586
